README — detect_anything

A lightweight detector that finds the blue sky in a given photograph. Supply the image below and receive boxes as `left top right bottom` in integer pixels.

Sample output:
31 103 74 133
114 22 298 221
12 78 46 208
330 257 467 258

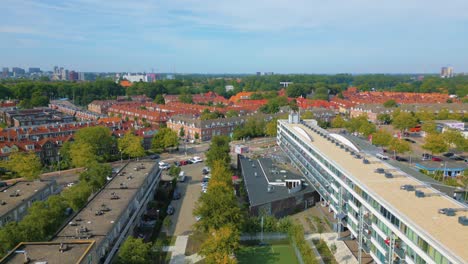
1 0 468 73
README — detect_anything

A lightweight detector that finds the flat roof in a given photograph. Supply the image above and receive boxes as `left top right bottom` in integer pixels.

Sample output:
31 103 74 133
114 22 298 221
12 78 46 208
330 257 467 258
281 121 468 262
0 241 94 264
240 156 314 207
0 181 52 217
53 160 157 248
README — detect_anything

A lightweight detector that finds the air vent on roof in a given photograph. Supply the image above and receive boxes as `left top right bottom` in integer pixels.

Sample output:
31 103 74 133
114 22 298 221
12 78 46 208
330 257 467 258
384 172 393 178
459 216 468 226
439 208 468 216
0 200 6 205
362 159 370 164
415 191 442 198
400 184 426 191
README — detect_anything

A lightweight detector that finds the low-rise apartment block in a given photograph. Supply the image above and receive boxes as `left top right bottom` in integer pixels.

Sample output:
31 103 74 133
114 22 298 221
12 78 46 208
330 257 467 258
0 180 58 227
1 161 161 264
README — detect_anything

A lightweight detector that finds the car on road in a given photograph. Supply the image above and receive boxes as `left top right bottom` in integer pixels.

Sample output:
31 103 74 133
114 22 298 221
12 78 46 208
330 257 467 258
167 205 175 215
422 153 432 161
179 160 188 166
174 161 181 167
443 153 454 158
403 138 416 143
431 157 442 162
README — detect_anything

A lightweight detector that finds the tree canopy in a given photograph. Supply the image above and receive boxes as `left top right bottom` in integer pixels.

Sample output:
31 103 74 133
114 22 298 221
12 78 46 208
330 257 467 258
152 128 179 151
4 151 42 180
118 132 146 159
206 136 231 169
422 133 449 154
117 237 152 264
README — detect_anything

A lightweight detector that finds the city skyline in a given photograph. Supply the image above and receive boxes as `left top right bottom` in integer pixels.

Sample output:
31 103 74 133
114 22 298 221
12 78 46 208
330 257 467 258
1 0 468 73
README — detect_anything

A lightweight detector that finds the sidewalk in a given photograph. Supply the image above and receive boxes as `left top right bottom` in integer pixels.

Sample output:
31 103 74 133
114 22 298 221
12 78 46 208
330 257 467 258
305 233 358 264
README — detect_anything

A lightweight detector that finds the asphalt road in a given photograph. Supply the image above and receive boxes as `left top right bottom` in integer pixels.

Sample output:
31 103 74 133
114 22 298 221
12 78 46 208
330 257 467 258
166 162 206 236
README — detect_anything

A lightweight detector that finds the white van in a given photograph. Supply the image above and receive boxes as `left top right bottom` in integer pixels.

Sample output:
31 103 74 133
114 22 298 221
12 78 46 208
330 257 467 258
178 171 186 182
376 153 389 160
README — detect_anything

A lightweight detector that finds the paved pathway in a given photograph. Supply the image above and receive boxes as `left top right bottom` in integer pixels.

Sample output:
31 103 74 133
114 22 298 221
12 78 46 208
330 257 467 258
305 233 358 264
162 235 204 264
168 235 189 264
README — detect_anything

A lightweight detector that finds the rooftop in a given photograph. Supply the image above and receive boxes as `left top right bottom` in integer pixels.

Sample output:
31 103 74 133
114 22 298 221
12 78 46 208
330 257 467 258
281 120 468 263
0 181 53 217
53 161 157 248
0 241 94 264
240 156 314 207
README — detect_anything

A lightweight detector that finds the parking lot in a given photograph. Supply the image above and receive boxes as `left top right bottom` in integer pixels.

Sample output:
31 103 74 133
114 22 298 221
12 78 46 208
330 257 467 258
165 162 206 236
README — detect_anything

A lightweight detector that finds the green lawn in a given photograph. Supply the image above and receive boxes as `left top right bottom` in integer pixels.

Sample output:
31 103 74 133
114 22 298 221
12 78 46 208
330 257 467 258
236 244 299 264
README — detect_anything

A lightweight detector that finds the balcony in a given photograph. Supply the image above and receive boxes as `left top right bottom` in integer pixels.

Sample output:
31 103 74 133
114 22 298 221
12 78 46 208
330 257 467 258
370 236 387 256
370 251 385 264
348 199 359 212
371 222 388 240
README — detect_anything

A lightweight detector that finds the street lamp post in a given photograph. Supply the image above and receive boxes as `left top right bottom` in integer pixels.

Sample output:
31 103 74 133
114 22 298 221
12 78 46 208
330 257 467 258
58 152 61 176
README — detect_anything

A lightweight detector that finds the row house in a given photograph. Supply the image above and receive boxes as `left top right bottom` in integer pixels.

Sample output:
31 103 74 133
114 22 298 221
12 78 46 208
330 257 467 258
0 135 73 164
350 103 467 123
167 114 275 142
88 100 117 115
164 91 229 105
0 107 74 127
49 100 105 121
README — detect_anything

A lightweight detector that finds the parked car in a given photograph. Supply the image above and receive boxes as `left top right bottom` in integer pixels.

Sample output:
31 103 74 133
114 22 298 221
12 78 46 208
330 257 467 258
395 156 408 162
173 190 181 200
186 159 194 164
191 156 203 163
174 161 181 167
158 161 170 170
150 154 160 160
167 205 175 215
422 153 432 161
202 167 210 175
443 153 455 158
431 157 442 162
450 155 464 161
179 160 188 166
403 138 416 144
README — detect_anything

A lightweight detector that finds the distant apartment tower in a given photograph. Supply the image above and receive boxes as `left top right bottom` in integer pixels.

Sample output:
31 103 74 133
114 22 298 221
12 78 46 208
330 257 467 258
68 70 78 81
11 67 25 76
78 72 86 81
441 66 454 78
61 69 68 80
28 67 41 74
1 68 8 78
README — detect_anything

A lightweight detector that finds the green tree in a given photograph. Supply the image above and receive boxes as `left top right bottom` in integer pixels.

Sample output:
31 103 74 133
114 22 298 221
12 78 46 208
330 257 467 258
377 113 392 124
70 142 97 168
372 130 392 147
73 126 115 161
383 99 398 108
443 129 467 151
358 121 376 137
421 121 438 134
331 115 347 128
194 132 200 141
62 182 92 211
225 110 238 118
200 226 240 264
178 93 193 104
79 162 112 191
301 111 315 119
265 118 278 137
152 128 179 151
6 151 42 180
179 127 185 138
392 112 418 132
206 136 231 168
436 109 450 120
118 132 145 159
194 181 243 232
422 133 449 154
154 94 165 104
117 237 151 264
389 138 411 154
